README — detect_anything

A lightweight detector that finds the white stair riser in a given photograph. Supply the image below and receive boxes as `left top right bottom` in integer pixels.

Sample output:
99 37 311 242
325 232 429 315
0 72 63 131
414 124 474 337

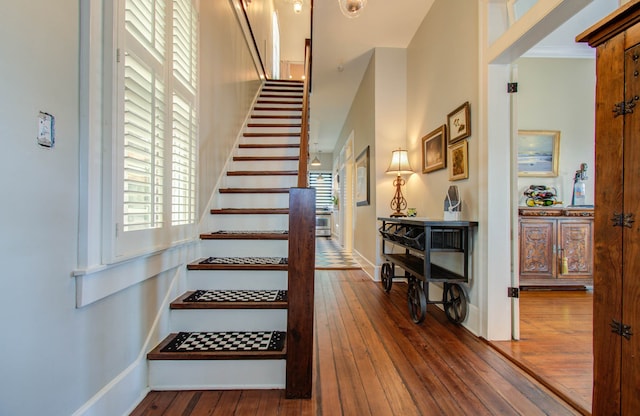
223 175 297 188
230 160 299 171
206 214 289 230
240 136 300 145
170 309 287 332
217 193 289 209
186 270 288 290
236 147 300 157
200 239 288 257
244 126 301 134
251 110 302 118
149 360 285 390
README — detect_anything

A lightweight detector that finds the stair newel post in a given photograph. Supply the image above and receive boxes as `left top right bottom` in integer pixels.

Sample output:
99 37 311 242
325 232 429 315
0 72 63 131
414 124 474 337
286 187 315 398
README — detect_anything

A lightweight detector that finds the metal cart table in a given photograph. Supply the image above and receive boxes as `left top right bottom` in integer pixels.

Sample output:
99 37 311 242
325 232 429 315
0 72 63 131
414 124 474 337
378 217 477 324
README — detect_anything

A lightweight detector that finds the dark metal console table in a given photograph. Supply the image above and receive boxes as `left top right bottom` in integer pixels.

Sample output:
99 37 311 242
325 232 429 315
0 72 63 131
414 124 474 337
378 217 477 324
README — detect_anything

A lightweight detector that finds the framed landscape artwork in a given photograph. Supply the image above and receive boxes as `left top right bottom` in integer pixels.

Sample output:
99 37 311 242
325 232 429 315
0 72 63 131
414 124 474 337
422 125 447 173
355 146 370 206
517 130 560 177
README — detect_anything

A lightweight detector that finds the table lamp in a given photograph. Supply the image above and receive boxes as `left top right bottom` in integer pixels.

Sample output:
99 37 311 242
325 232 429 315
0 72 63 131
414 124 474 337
385 148 414 217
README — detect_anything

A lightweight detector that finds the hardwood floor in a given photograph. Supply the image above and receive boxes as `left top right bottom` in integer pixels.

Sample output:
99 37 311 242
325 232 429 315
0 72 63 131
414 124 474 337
489 289 593 415
131 270 579 415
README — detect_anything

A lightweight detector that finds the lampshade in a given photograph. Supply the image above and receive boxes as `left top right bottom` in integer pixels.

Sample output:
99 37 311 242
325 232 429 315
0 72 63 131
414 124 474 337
311 156 322 166
293 0 303 14
338 0 367 18
386 149 413 175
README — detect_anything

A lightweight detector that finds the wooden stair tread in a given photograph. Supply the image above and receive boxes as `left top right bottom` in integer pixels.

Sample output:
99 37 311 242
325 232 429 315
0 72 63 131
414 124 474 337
227 170 298 176
148 332 287 360
187 256 288 270
259 94 302 98
210 208 289 214
253 106 302 112
247 123 302 128
233 156 299 161
238 143 300 149
243 132 300 137
200 230 288 240
219 187 290 194
171 290 288 310
251 115 302 119
256 100 303 105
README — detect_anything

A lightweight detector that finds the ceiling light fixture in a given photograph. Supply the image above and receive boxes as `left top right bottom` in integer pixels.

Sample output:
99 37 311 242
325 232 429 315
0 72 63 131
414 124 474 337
293 0 303 14
338 0 367 18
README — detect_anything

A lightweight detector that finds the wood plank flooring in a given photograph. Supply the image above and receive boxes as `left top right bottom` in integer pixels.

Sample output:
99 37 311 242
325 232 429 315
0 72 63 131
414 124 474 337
131 270 579 415
489 289 593 415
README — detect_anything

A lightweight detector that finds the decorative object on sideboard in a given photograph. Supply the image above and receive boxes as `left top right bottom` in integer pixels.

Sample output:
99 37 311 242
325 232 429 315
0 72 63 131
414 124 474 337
523 185 561 207
385 148 414 217
571 163 588 206
444 185 461 221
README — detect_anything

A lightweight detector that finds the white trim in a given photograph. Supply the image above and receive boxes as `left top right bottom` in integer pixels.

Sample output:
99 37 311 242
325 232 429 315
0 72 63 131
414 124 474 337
72 263 182 415
74 241 196 307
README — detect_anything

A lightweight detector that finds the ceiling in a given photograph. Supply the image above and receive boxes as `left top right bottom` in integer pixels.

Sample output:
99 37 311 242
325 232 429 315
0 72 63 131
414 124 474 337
274 0 618 154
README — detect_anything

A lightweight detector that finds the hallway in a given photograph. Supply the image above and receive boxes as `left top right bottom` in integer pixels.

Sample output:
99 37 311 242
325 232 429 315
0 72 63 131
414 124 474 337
132 269 579 415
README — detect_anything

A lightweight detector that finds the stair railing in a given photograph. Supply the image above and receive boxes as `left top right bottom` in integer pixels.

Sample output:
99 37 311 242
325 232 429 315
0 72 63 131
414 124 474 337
297 38 312 188
286 37 315 399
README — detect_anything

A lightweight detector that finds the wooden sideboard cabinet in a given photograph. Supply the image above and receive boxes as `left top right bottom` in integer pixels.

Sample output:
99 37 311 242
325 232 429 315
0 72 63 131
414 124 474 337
518 207 593 286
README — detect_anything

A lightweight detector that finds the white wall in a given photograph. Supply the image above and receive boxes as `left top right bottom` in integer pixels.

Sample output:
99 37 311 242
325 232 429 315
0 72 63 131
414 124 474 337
405 0 481 333
516 57 595 205
0 1 260 415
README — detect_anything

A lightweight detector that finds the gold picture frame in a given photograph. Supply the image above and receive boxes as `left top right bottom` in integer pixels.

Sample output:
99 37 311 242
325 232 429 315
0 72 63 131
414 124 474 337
517 130 560 177
448 140 468 181
422 125 447 173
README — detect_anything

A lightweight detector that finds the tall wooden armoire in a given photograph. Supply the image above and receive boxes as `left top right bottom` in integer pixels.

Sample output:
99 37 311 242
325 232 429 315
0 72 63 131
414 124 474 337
577 2 640 414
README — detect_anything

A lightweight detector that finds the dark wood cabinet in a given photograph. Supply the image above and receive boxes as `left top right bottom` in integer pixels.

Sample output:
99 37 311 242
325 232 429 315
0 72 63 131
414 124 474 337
577 3 640 413
518 208 593 286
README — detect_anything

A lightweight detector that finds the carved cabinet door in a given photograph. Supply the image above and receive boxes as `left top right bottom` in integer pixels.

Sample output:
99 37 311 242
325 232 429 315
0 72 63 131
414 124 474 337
519 219 556 280
557 220 593 278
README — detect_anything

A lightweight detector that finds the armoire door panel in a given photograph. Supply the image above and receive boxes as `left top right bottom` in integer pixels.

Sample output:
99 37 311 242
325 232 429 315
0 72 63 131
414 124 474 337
592 32 625 416
621 42 640 415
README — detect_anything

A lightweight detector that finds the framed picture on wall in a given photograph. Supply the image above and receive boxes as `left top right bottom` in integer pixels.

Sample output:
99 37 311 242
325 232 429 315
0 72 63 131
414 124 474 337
422 125 447 173
448 140 468 181
447 101 471 144
517 130 560 177
355 146 370 206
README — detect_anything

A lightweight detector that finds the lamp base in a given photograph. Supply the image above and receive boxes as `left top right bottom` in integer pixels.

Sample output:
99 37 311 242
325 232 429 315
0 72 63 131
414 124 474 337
390 211 407 217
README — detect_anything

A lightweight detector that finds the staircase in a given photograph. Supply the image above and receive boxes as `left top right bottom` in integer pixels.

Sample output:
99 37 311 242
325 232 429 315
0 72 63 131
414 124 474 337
147 79 314 394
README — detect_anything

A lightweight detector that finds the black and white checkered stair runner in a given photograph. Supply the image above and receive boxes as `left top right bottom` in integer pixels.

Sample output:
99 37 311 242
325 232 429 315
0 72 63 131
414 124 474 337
199 256 288 265
184 290 287 303
161 331 286 352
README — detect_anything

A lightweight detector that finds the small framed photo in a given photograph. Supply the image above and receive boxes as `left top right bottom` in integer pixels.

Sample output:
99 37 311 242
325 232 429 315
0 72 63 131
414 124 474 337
448 140 468 181
355 146 370 206
422 125 447 173
447 101 471 144
517 130 560 177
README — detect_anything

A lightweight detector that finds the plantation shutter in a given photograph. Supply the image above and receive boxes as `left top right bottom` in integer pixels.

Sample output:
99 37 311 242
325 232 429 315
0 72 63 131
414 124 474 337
123 0 167 232
171 93 196 225
309 172 333 210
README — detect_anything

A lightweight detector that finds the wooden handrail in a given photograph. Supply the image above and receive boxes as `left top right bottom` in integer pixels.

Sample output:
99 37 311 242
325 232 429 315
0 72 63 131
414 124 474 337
297 39 312 188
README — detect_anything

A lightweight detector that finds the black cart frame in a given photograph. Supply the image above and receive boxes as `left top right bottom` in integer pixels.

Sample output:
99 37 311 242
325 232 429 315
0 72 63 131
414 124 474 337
378 217 478 324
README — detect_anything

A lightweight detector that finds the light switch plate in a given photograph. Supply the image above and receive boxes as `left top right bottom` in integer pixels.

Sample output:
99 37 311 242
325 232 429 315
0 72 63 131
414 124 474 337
37 111 55 148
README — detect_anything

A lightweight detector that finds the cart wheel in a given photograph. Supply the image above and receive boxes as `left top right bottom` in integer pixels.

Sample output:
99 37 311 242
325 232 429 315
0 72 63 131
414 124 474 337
443 283 468 324
407 279 427 324
380 262 393 292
